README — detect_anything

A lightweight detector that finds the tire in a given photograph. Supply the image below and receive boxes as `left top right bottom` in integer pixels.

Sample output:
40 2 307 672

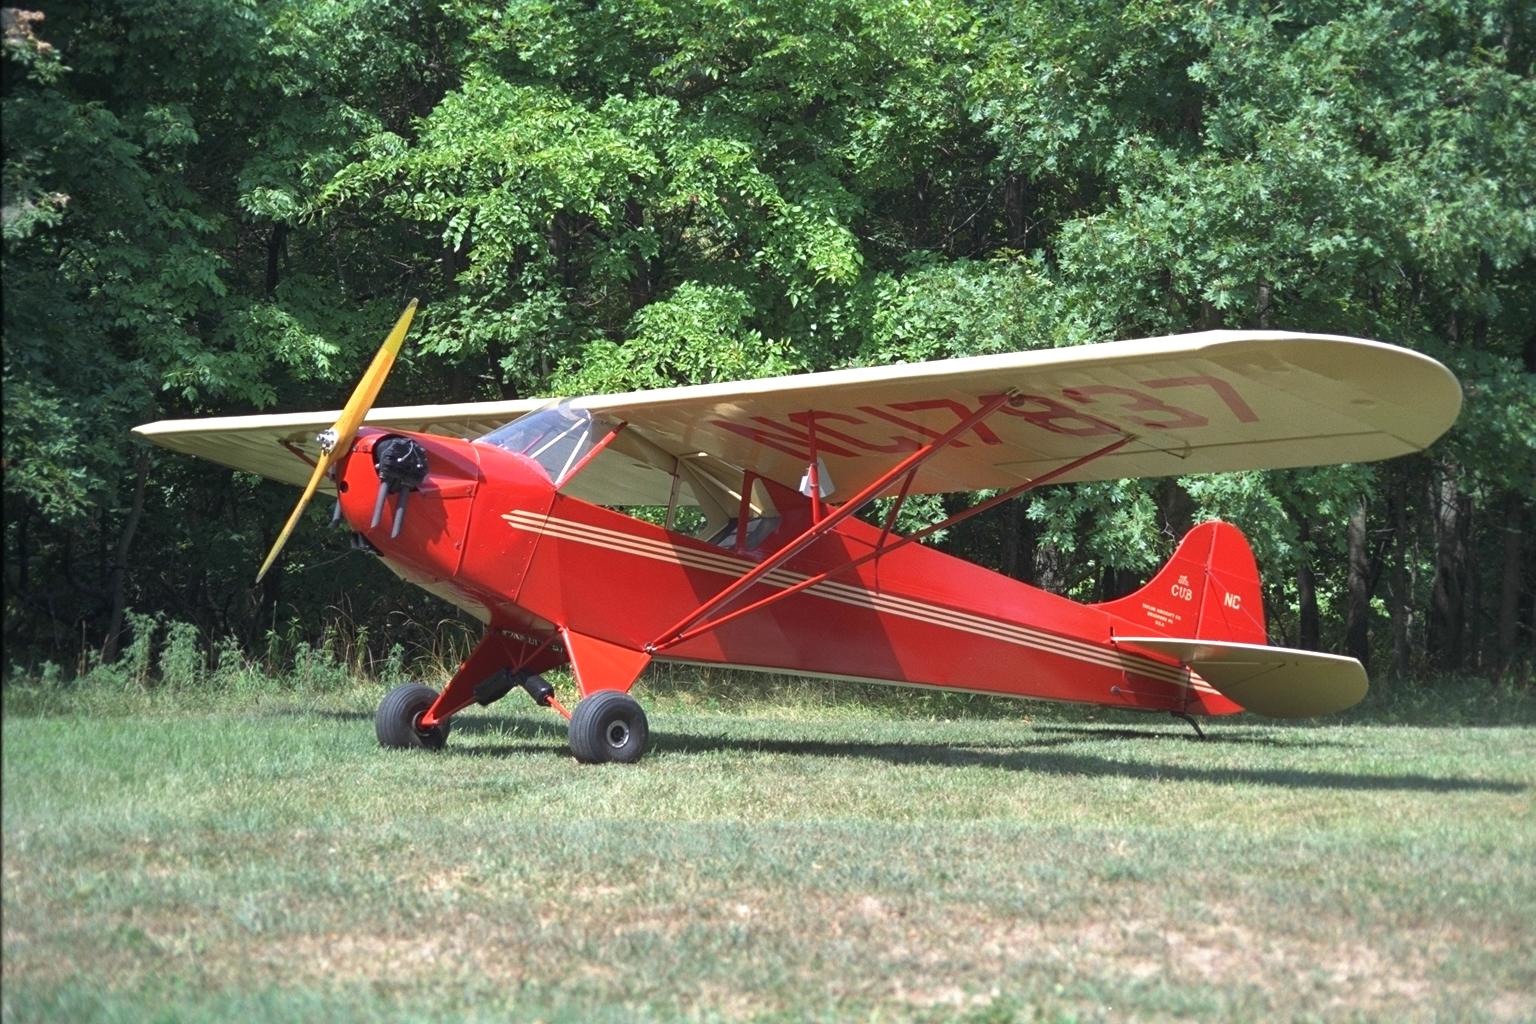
568 690 649 764
376 683 451 750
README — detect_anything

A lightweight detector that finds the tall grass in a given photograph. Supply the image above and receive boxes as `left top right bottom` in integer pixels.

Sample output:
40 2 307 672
4 613 1533 731
2 612 412 716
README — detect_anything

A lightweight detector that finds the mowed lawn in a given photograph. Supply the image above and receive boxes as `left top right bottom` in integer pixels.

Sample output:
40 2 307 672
3 681 1533 1023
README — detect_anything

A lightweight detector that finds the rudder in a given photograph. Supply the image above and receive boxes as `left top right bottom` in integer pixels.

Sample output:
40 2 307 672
1093 520 1266 644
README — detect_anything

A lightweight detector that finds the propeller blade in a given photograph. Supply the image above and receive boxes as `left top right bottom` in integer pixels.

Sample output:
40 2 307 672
255 449 337 584
255 299 419 583
330 299 419 452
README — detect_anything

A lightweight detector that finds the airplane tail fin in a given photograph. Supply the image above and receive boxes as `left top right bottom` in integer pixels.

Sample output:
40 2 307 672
1093 520 1267 644
1101 520 1369 717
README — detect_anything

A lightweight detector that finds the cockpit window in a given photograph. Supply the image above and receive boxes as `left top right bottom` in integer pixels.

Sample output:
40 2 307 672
706 514 782 550
475 404 778 551
475 402 599 486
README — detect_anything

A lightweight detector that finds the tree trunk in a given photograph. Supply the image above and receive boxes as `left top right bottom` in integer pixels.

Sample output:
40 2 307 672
1345 499 1371 670
999 497 1024 580
550 210 576 288
1467 502 1483 669
626 198 651 312
1387 474 1414 681
1199 299 1222 330
1159 479 1194 540
1004 174 1029 250
1034 540 1067 596
1428 465 1468 669
1497 494 1525 675
15 504 29 597
102 450 151 662
1297 517 1320 651
264 221 288 296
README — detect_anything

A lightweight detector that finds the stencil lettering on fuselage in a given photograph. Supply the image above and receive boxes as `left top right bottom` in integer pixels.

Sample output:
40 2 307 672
1141 603 1184 631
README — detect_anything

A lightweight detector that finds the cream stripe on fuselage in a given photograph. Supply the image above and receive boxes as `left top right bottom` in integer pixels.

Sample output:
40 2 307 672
501 510 1214 694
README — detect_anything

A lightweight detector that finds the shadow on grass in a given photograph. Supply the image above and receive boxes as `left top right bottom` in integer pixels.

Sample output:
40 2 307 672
287 702 1523 794
308 706 1337 747
649 733 1524 794
1025 724 1349 747
423 716 1523 795
300 706 549 736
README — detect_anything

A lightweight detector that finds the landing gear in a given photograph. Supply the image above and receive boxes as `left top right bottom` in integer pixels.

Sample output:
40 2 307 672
568 690 649 764
374 647 652 763
376 683 452 750
1171 710 1206 740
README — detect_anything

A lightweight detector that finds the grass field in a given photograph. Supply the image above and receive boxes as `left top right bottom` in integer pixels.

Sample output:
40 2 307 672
3 674 1533 1023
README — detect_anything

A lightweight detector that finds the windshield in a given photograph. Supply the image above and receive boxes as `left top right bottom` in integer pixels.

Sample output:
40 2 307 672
476 402 600 486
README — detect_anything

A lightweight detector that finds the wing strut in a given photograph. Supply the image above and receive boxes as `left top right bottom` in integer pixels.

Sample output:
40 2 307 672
647 388 1139 654
648 431 1134 653
648 391 1018 652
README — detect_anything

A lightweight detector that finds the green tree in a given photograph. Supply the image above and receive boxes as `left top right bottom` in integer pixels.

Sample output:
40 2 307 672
3 0 1531 682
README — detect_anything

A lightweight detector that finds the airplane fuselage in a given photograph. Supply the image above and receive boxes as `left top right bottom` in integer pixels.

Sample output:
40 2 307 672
336 428 1239 719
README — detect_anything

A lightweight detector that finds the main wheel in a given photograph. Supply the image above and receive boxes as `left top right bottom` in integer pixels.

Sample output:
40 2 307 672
568 690 649 764
376 683 451 750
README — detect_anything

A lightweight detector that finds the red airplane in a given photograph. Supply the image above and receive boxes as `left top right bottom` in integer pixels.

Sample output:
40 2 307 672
136 302 1462 761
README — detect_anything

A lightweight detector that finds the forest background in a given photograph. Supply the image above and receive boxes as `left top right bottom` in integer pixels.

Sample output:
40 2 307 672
3 0 1532 688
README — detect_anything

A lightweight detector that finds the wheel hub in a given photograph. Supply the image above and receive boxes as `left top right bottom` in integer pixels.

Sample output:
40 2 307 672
605 720 630 748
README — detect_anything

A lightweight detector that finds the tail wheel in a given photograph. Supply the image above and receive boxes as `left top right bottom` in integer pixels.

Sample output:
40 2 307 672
568 691 649 764
376 683 451 750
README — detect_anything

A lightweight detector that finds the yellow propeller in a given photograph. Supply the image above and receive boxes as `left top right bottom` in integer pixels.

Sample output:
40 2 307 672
256 299 419 584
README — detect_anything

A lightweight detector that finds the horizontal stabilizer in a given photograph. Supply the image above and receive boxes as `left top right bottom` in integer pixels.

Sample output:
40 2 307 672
1114 637 1367 718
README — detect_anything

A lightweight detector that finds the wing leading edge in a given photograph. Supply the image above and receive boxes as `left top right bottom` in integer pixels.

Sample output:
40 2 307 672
132 401 546 489
133 330 1460 500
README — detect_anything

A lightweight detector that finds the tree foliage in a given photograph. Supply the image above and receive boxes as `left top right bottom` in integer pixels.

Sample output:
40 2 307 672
3 0 1532 679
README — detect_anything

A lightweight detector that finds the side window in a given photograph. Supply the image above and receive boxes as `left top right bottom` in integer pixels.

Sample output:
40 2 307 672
710 476 780 552
707 515 781 550
521 420 773 550
557 429 736 541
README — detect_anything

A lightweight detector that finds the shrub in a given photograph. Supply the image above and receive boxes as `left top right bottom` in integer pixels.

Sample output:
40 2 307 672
159 620 205 690
120 610 160 690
